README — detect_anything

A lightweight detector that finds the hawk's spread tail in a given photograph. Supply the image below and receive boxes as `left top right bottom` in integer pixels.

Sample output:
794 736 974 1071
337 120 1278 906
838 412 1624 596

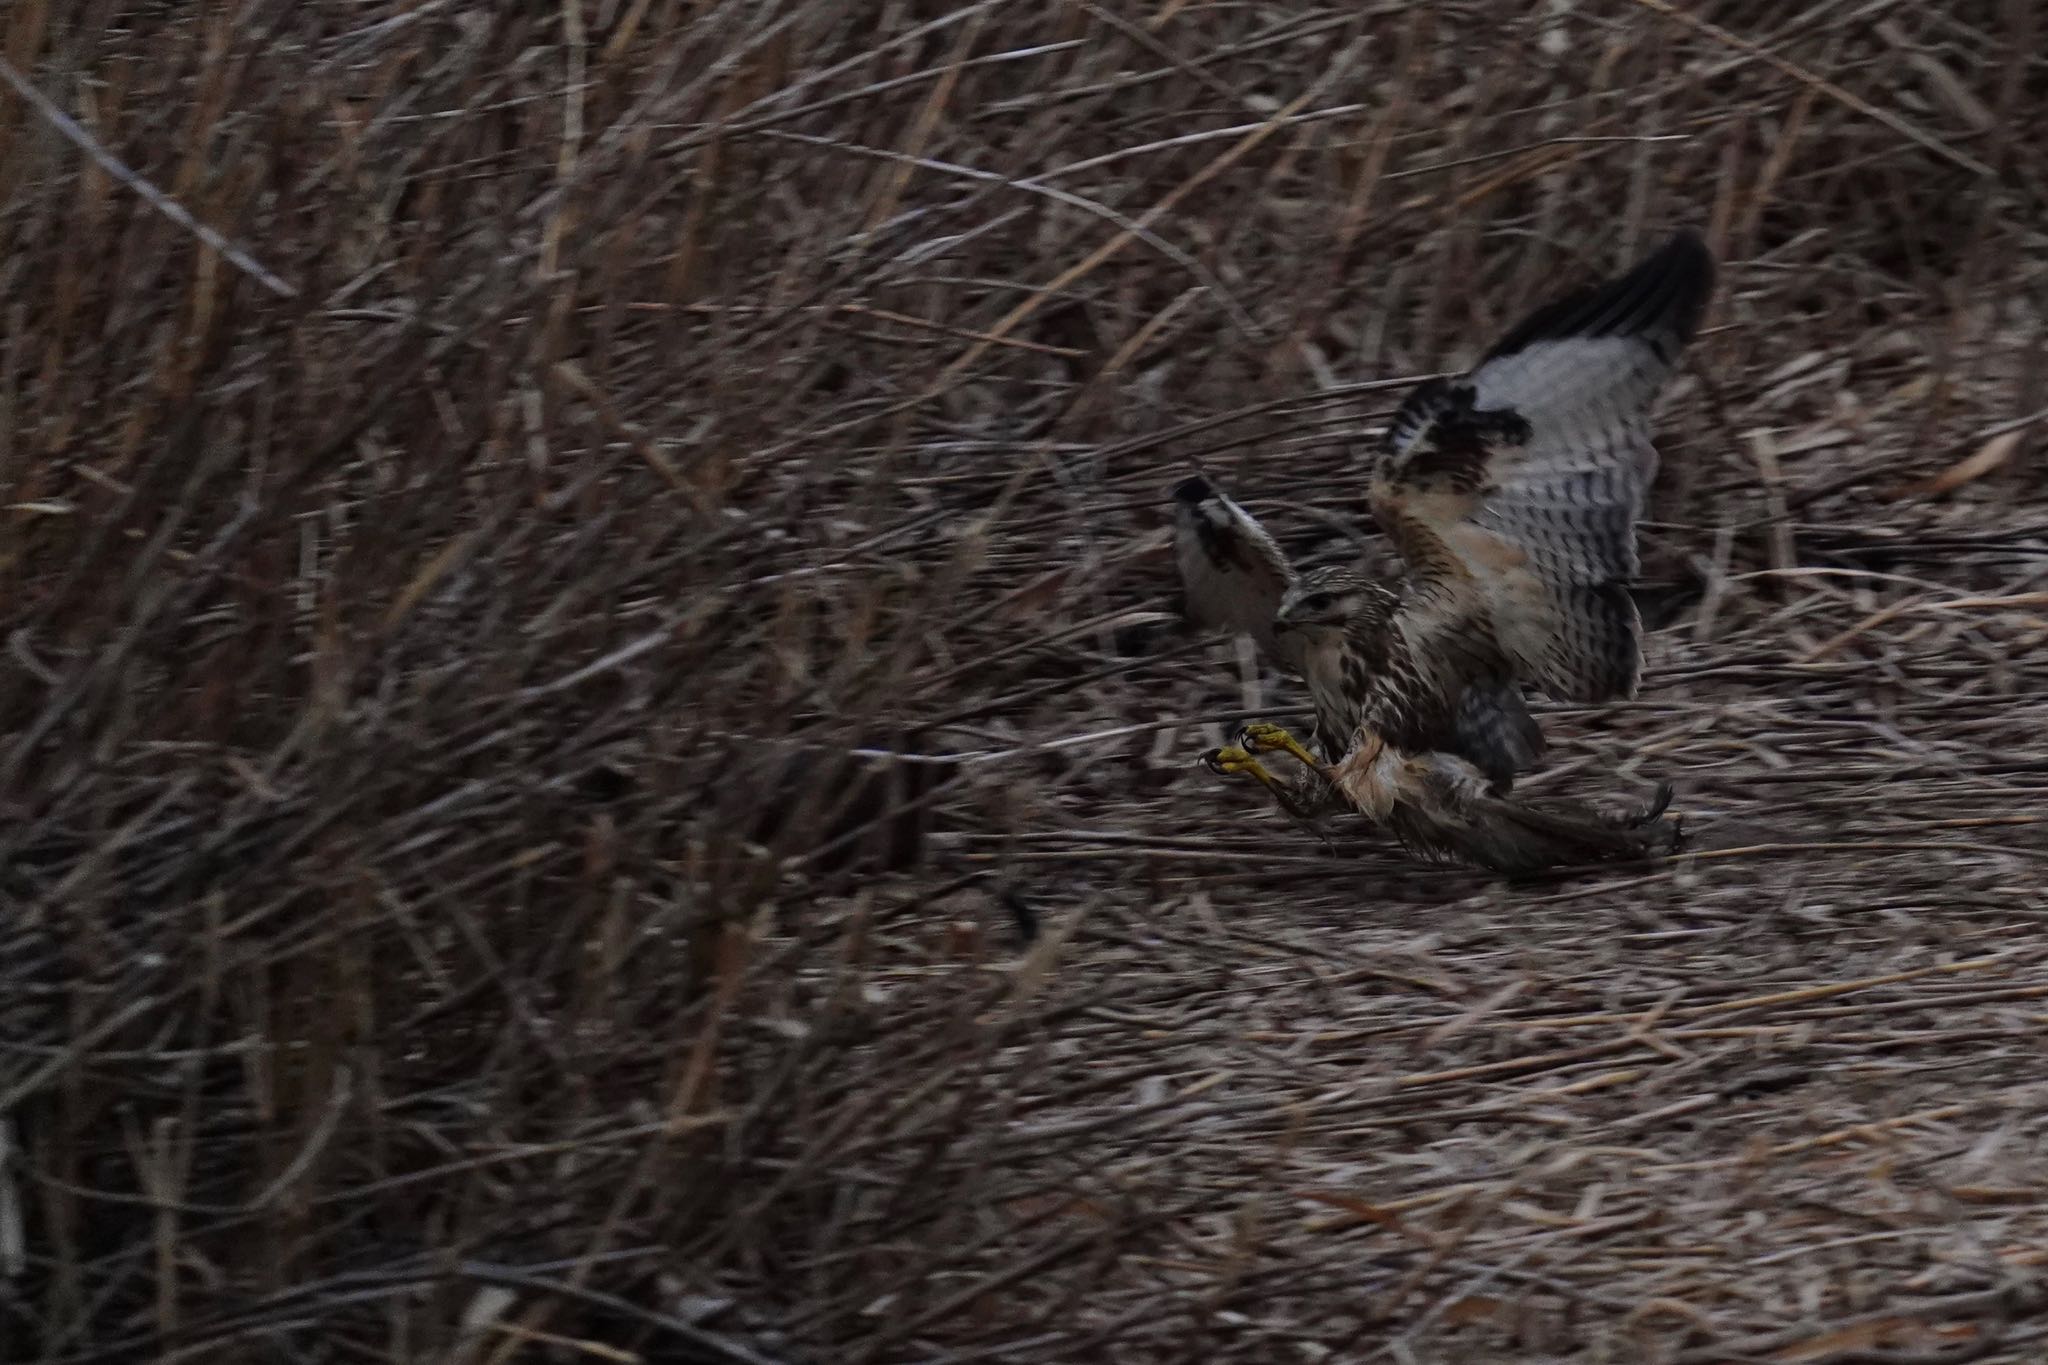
1336 743 1678 874
1390 786 1680 875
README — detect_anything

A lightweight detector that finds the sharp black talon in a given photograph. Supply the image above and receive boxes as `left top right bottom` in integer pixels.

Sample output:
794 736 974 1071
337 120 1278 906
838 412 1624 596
1000 888 1040 944
1632 781 1675 828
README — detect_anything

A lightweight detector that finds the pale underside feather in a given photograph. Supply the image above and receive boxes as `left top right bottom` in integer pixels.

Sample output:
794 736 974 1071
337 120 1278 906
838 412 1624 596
1171 479 1300 670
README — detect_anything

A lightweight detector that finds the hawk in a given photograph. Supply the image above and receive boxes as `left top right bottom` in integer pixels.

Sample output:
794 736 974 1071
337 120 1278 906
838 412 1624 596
1173 230 1714 873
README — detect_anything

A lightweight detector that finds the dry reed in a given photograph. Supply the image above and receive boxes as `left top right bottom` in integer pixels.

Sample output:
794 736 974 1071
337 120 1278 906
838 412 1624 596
4 3 2048 1361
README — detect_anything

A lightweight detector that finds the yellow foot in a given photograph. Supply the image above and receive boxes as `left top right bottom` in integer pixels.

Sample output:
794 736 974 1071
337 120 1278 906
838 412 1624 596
1199 744 1277 787
1196 749 1318 822
1236 721 1322 771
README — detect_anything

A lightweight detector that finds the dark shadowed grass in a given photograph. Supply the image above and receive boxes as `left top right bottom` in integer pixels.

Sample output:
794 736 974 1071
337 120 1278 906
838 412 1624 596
4 3 2048 1361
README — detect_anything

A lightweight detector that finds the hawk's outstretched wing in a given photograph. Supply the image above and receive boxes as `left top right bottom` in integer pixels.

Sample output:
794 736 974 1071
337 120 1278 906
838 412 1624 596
1371 230 1715 704
1170 475 1299 669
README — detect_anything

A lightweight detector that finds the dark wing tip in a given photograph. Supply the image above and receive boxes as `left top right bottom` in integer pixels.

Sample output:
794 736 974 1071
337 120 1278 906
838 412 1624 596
1481 229 1717 364
1170 474 1215 504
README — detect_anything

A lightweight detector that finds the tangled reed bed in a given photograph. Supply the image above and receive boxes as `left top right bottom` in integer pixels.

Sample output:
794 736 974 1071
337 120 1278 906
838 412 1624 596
4 2 2048 1361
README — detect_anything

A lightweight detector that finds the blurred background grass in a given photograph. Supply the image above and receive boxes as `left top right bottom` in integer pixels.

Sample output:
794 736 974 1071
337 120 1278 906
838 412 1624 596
4 3 2047 1361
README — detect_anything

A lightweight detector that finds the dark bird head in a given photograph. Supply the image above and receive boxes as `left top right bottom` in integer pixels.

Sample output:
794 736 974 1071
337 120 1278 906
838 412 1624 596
1167 472 1238 552
1275 566 1374 633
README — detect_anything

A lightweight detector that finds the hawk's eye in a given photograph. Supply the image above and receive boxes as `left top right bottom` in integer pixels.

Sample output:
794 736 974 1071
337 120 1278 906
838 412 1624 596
1303 592 1332 611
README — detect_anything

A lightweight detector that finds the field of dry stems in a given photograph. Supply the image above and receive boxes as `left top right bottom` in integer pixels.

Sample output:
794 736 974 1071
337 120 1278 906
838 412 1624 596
5 2 2048 1362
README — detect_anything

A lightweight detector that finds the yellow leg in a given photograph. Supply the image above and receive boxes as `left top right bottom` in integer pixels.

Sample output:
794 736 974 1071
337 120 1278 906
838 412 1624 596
1237 721 1323 772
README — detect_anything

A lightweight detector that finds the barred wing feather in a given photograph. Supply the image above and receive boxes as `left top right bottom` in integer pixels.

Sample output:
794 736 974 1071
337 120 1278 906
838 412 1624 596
1371 230 1715 703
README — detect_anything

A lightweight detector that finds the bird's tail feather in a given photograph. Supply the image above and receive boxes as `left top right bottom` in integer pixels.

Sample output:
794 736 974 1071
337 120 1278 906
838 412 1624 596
1390 782 1679 875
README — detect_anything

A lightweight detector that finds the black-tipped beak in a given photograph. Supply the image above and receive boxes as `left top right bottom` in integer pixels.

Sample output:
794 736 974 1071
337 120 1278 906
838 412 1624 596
1170 474 1214 505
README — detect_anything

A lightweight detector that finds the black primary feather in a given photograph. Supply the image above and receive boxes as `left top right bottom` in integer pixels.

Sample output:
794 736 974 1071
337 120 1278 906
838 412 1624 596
1481 228 1716 365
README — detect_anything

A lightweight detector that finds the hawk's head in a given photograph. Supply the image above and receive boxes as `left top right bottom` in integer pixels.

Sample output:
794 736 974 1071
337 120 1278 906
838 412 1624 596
1274 566 1375 636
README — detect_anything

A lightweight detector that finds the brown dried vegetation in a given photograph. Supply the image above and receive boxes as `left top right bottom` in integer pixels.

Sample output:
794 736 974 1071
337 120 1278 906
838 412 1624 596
5 3 2048 1362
